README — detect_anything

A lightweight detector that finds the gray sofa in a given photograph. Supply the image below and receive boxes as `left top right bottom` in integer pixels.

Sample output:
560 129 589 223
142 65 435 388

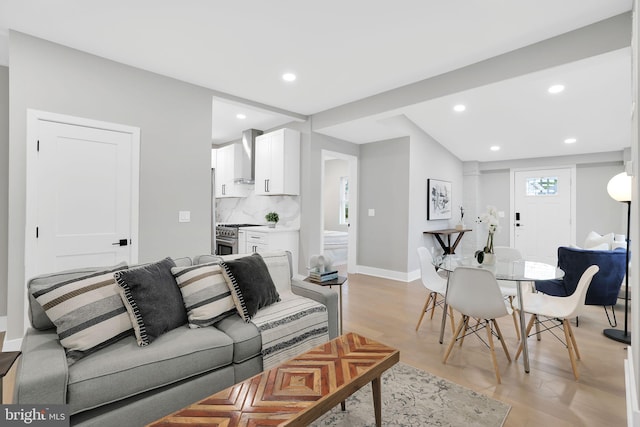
14 251 339 426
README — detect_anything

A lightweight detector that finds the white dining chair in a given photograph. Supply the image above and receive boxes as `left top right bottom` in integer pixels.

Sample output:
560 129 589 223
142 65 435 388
415 247 455 333
493 246 524 340
514 265 599 380
442 267 512 384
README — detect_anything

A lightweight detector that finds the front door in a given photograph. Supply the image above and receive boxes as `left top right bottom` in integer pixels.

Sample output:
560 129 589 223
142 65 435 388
513 167 574 264
27 111 140 274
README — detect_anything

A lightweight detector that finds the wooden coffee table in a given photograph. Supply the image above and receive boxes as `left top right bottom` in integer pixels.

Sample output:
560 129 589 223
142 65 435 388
147 332 399 427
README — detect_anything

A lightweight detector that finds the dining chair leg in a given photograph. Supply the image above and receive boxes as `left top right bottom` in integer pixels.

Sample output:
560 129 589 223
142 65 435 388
562 319 580 380
443 315 467 363
429 293 438 319
448 306 456 334
492 319 511 362
486 320 501 384
515 314 536 360
459 316 471 347
415 293 434 331
509 297 521 340
535 315 541 341
566 320 581 360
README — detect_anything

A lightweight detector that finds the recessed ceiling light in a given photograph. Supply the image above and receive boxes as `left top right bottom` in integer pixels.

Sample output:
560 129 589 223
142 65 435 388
236 113 246 120
453 104 466 112
564 138 577 144
282 73 297 82
548 84 565 94
490 145 501 151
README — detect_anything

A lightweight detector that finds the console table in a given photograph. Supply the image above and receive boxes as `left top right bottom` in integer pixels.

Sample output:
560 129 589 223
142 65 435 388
423 228 472 254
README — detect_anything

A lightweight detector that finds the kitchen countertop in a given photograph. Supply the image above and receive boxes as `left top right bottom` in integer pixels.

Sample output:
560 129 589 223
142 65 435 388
239 225 300 232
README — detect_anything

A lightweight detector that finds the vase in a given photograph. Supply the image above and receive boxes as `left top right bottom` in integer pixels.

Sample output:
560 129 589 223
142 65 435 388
455 222 465 231
268 222 276 228
483 253 496 265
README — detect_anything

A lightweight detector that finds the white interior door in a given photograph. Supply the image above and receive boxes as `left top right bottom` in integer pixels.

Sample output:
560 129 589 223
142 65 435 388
27 111 139 275
513 167 574 264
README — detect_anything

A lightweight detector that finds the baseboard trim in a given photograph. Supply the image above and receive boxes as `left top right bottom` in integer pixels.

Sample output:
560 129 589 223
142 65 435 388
356 265 419 283
2 337 22 352
625 346 640 427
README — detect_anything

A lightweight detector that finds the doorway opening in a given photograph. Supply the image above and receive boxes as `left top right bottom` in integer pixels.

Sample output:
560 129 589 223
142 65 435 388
321 150 358 274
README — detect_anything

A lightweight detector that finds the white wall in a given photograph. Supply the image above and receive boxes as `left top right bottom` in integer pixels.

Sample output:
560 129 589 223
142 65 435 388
0 65 8 321
6 32 214 342
323 159 348 232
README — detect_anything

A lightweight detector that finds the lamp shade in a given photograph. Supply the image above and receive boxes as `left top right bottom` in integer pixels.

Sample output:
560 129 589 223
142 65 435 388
607 172 632 202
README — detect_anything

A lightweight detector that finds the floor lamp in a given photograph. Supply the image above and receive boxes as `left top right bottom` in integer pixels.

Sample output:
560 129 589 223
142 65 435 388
603 172 632 344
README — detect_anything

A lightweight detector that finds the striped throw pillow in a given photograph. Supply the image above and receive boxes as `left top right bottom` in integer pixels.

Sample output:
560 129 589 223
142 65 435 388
171 263 237 328
32 267 133 365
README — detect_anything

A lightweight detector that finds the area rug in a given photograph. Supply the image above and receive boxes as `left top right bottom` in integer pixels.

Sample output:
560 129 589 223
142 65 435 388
310 362 510 427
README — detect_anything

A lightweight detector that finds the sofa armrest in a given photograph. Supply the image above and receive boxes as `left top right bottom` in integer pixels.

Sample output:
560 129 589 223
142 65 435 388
291 279 339 339
14 328 68 405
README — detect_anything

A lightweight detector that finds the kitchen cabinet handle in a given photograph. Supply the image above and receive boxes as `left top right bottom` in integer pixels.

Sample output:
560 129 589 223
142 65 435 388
222 184 226 195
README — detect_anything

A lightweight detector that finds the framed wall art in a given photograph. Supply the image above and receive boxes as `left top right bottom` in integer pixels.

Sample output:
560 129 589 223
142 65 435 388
427 179 452 220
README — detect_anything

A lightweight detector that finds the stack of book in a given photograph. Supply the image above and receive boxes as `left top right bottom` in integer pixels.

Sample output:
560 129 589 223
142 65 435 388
308 269 338 283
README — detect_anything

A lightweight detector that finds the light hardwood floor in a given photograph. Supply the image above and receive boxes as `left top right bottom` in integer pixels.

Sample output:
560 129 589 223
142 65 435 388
341 272 628 426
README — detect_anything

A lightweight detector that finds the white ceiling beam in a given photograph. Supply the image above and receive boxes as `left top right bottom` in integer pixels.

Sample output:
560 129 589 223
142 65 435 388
312 12 632 131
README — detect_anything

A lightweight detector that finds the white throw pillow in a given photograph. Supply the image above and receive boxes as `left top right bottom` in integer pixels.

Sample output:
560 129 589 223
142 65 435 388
584 231 614 250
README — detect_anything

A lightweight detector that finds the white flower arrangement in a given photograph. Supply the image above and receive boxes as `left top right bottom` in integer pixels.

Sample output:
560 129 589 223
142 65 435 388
477 205 500 253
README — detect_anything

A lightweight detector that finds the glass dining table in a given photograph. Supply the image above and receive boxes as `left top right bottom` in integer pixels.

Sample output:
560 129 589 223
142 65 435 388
434 253 564 373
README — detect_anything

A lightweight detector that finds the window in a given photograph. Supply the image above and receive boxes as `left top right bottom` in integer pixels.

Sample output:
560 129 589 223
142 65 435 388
526 177 558 196
339 176 349 224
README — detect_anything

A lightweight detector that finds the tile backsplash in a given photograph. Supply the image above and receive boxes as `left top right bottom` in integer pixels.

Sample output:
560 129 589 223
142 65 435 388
216 193 300 228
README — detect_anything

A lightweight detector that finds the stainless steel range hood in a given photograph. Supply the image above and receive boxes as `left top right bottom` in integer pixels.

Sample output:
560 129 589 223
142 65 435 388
234 129 263 184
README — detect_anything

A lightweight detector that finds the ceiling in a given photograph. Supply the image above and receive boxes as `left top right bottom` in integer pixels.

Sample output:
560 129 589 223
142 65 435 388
0 0 633 161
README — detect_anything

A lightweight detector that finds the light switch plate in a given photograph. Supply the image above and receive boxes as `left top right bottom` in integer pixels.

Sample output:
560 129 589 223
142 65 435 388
368 209 375 217
179 211 191 222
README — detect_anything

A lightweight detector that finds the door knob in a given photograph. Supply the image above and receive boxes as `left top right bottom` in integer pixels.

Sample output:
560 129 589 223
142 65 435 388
112 239 129 246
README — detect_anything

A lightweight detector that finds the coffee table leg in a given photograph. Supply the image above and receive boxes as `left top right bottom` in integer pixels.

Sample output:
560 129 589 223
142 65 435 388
372 376 382 427
341 400 346 411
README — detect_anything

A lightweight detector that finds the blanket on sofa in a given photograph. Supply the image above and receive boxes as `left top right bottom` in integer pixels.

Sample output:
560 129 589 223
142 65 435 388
251 292 329 370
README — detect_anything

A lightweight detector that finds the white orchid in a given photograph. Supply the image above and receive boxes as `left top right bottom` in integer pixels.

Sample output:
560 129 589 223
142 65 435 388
478 205 499 233
477 205 500 253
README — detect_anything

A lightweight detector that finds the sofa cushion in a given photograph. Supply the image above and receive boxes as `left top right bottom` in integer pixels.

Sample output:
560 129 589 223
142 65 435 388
32 267 133 365
66 326 234 415
212 251 293 294
220 253 280 322
115 257 187 346
27 263 127 331
214 314 262 363
171 263 237 328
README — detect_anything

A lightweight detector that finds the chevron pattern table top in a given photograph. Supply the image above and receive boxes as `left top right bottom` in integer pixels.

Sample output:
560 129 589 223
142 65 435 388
148 332 400 427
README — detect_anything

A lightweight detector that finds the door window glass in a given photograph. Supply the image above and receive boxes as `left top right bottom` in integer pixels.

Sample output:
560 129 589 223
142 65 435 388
526 177 558 196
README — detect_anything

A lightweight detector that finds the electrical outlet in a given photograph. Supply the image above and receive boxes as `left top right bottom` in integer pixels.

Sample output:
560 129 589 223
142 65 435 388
368 209 375 217
179 211 191 223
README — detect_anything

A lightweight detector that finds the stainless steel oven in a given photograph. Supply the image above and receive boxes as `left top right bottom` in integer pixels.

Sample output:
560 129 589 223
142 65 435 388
215 224 259 255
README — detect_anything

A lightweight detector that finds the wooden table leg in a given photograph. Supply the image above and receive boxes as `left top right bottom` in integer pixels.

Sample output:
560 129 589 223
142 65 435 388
372 375 382 427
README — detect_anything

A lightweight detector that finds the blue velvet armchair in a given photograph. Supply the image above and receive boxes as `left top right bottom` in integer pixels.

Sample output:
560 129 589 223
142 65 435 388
535 246 627 326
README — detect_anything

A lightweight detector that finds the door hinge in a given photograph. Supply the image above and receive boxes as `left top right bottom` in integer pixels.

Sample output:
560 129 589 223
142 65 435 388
37 140 40 152
36 227 39 238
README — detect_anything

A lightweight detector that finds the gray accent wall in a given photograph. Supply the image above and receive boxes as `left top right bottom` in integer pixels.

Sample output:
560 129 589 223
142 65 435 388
7 32 213 340
358 137 410 272
0 65 8 320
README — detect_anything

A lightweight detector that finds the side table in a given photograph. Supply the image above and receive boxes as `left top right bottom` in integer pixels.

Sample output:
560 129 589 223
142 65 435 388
304 275 347 334
0 351 21 404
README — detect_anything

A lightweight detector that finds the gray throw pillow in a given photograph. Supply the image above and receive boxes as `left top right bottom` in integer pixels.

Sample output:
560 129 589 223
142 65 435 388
220 253 280 322
115 257 187 346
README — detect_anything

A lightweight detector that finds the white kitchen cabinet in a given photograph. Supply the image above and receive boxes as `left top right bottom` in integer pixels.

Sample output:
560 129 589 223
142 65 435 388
244 228 300 274
254 128 300 196
214 144 250 198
